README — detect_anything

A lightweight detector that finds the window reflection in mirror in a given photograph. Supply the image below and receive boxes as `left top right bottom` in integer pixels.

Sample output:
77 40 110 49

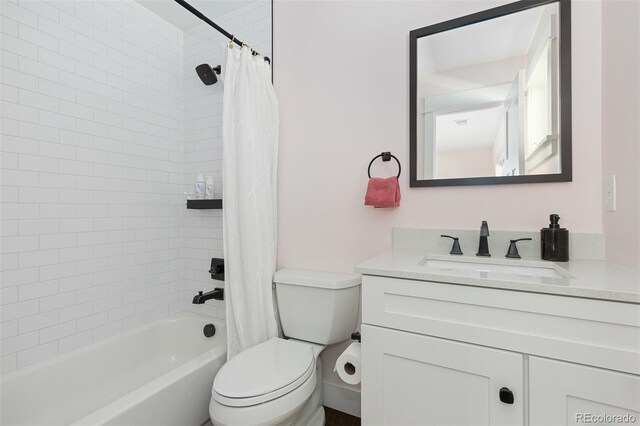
414 1 564 182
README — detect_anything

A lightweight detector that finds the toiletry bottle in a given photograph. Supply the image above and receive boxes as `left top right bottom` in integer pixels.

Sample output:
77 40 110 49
205 176 214 200
195 174 205 199
541 214 569 261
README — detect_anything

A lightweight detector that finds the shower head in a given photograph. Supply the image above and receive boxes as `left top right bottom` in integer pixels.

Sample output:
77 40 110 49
195 64 221 85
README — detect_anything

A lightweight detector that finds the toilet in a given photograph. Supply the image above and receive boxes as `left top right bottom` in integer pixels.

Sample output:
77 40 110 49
209 269 361 426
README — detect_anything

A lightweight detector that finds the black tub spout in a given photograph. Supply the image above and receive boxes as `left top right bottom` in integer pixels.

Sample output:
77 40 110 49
192 288 224 304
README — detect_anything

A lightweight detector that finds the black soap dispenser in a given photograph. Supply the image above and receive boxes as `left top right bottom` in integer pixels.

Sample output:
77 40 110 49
541 214 569 262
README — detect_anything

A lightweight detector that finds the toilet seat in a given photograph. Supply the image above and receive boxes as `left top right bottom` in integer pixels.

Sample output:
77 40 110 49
212 338 316 407
209 366 319 426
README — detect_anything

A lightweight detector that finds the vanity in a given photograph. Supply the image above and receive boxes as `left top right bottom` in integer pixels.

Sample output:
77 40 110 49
363 0 640 421
356 229 640 425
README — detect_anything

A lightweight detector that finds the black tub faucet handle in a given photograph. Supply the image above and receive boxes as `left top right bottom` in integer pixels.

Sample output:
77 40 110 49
441 235 463 255
209 258 225 281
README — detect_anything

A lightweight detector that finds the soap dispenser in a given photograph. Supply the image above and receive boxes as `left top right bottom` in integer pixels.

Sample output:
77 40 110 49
541 214 569 262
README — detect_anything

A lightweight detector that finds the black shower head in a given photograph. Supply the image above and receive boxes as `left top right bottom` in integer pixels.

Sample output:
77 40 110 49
196 64 221 85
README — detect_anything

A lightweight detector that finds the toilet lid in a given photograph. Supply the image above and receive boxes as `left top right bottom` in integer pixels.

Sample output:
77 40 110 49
213 338 315 401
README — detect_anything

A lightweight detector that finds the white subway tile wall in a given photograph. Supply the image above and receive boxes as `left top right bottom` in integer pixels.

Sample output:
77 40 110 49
1 0 270 373
0 0 185 372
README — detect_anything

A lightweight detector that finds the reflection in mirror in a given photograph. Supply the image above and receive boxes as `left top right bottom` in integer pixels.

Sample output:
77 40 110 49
412 1 570 185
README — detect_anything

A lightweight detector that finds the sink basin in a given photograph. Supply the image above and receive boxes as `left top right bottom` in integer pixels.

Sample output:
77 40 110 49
420 258 565 279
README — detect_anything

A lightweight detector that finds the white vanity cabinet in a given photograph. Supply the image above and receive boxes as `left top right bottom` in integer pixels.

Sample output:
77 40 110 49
360 275 640 426
362 325 524 425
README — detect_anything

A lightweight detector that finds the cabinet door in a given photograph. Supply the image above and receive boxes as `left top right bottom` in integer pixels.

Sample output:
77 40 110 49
361 325 524 426
530 357 640 425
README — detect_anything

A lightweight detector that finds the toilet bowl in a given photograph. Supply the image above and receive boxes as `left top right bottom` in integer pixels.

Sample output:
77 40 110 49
209 269 361 426
209 338 324 426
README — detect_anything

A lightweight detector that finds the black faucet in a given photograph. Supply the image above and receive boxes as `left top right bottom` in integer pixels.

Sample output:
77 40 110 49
193 258 225 304
192 288 224 304
476 221 491 257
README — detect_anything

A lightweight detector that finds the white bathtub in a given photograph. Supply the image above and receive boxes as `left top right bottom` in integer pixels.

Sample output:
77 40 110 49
0 312 226 426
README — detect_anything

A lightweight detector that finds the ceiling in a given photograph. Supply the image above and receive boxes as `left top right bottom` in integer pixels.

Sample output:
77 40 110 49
418 3 553 74
136 0 254 30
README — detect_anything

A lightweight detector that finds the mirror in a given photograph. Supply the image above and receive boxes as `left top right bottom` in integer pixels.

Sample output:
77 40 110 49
410 0 571 187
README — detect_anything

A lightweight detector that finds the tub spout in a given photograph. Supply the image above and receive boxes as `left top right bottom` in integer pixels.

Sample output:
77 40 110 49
192 288 224 304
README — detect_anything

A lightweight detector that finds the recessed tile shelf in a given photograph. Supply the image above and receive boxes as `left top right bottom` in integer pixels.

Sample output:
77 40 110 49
186 199 223 209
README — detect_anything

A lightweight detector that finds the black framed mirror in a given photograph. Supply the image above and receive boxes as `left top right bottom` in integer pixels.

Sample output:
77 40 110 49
409 0 571 187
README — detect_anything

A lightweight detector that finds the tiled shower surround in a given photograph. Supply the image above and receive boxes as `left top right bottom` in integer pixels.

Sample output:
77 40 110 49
0 0 271 373
181 1 272 320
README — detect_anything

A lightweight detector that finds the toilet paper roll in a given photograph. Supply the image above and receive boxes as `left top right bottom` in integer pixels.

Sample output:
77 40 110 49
334 342 361 385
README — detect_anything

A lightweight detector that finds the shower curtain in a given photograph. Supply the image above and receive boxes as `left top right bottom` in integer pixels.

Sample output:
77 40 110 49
222 45 279 359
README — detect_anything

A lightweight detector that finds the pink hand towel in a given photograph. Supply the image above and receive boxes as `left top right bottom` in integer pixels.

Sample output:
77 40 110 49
364 176 401 208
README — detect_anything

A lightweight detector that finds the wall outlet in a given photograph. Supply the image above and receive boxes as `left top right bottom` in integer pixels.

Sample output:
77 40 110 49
604 175 616 211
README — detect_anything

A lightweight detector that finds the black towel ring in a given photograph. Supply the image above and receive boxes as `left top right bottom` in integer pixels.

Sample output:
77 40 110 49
368 152 401 179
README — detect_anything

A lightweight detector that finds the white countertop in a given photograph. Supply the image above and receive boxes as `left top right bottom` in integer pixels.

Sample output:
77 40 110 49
355 249 640 304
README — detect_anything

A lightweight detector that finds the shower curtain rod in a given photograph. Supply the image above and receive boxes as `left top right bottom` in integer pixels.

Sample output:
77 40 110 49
174 0 271 64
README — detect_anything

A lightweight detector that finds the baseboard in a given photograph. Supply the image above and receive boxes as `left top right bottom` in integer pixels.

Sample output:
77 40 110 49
322 380 361 418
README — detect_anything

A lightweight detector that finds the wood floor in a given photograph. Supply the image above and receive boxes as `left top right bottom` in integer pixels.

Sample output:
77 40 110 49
203 407 359 426
324 407 361 426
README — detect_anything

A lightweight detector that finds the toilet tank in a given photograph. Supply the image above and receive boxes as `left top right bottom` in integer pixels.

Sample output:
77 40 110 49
274 269 361 346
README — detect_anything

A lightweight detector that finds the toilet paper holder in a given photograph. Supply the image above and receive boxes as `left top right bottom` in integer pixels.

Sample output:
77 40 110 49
335 334 362 385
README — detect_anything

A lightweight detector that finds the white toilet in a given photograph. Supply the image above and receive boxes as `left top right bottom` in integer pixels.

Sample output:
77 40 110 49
209 269 361 426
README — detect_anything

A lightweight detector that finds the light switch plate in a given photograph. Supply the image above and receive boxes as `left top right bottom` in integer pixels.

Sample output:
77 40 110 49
604 175 616 211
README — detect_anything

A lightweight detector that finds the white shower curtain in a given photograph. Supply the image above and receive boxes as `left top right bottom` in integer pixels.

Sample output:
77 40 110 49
222 45 279 359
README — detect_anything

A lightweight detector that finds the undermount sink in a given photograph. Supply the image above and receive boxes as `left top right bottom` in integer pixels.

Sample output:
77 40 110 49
420 258 565 279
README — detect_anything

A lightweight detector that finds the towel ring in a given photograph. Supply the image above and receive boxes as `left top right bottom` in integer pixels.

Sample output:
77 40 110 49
368 152 401 179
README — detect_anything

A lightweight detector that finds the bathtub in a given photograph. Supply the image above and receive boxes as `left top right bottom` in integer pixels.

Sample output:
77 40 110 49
0 312 226 426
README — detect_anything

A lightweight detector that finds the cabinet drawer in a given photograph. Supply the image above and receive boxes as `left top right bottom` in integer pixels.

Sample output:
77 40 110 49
362 275 640 374
362 324 524 426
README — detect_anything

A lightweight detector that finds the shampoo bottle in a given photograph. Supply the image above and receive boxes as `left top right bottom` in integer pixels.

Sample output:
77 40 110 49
195 174 205 199
541 214 569 262
205 176 214 200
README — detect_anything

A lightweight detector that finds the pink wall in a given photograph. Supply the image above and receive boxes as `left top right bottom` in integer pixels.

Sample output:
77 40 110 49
274 0 604 273
601 0 640 272
436 147 495 180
